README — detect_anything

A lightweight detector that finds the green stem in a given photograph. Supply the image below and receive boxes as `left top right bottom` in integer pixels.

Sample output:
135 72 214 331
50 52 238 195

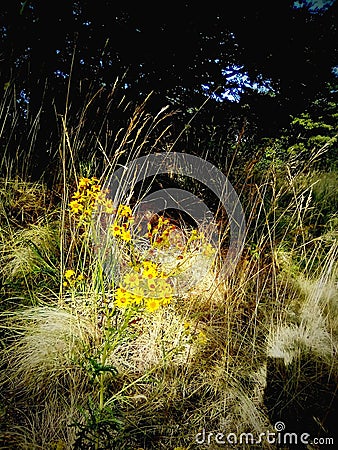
99 343 107 410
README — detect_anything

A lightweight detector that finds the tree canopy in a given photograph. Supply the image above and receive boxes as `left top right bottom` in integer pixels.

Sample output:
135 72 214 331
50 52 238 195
0 1 337 177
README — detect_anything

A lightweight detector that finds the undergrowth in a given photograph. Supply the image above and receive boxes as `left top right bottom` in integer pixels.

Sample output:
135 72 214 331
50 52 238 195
0 81 337 450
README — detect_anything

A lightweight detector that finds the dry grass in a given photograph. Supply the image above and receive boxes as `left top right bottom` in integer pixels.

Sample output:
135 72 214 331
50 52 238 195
0 84 337 449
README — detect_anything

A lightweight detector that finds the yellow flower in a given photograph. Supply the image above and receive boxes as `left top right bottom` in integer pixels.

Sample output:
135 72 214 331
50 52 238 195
147 279 157 291
77 274 85 281
197 331 207 345
184 322 191 333
117 204 132 217
141 260 159 279
72 191 82 199
120 229 131 242
190 229 199 239
92 192 102 204
115 296 130 308
86 189 96 199
142 268 157 279
69 200 84 213
83 208 92 217
130 296 142 305
122 221 131 230
114 287 132 308
161 292 173 303
111 223 122 237
123 272 139 286
160 296 171 305
104 199 114 214
91 184 101 192
132 296 143 305
142 260 157 270
65 269 75 280
78 177 91 188
145 298 161 312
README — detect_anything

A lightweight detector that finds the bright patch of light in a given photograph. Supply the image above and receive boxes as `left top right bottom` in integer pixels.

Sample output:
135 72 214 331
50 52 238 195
17 89 30 118
202 64 275 103
54 70 69 79
18 89 29 104
293 0 335 12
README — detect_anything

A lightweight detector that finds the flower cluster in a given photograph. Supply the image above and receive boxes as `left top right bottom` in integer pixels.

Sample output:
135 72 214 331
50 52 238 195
147 216 216 259
63 269 85 288
147 216 177 249
109 204 134 243
69 177 114 222
68 173 217 313
109 205 217 311
108 207 175 312
114 260 173 313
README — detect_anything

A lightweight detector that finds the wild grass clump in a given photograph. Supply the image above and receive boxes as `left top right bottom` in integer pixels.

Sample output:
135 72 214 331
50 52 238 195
0 307 97 449
0 179 51 225
0 219 60 306
0 177 60 306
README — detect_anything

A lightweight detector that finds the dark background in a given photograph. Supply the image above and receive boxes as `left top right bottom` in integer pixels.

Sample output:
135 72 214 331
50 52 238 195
0 0 337 180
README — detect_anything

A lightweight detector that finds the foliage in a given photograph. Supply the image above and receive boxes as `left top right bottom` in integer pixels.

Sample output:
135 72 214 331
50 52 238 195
0 2 337 180
0 78 337 449
256 86 338 173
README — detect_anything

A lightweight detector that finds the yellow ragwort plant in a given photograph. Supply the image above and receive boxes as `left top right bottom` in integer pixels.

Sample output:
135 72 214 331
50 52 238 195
64 176 113 292
110 205 174 313
66 177 216 314
69 176 114 223
110 204 216 312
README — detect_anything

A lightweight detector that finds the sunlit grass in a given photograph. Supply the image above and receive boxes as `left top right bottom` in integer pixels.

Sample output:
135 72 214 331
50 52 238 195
0 81 337 449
